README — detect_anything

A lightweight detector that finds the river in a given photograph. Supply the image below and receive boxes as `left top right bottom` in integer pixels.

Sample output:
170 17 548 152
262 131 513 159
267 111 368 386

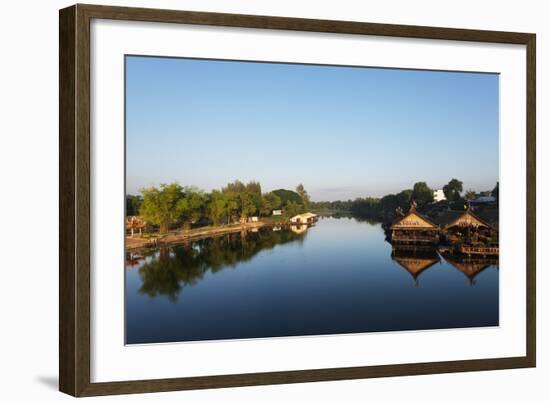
125 216 499 344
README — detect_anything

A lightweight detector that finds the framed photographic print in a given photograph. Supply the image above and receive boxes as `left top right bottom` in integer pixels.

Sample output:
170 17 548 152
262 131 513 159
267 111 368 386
59 4 536 397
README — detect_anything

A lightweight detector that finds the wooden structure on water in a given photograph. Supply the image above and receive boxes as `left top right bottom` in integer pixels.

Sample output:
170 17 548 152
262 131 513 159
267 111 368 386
389 203 439 248
459 245 499 256
389 203 499 257
437 208 494 235
289 212 318 224
436 207 499 256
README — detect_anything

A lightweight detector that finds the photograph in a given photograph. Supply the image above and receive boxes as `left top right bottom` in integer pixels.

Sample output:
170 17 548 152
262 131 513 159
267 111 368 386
124 55 500 345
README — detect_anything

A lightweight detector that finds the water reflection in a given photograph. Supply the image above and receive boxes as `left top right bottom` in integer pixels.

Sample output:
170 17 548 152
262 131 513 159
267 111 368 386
290 224 309 234
130 226 307 301
391 245 499 287
126 217 499 344
391 248 441 287
442 253 499 286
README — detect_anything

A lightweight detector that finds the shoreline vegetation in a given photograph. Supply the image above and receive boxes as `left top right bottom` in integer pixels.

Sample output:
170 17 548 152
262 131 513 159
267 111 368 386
126 219 309 251
126 180 315 250
126 178 499 252
126 221 268 251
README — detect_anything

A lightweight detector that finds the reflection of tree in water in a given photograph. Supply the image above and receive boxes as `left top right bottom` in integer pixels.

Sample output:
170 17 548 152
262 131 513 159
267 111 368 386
352 216 382 226
322 214 381 226
137 247 184 302
133 227 307 301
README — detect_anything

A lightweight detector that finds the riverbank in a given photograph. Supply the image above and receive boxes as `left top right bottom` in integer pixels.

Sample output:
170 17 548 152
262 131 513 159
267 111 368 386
126 221 274 251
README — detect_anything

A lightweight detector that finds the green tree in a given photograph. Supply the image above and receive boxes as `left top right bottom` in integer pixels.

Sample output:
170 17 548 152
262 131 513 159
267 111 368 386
245 181 262 195
295 183 310 210
222 180 246 193
350 197 380 218
237 192 257 219
250 192 264 217
285 200 304 217
126 194 143 216
139 183 187 233
380 194 399 213
224 193 239 224
272 189 303 206
443 178 463 201
221 180 263 219
179 187 206 228
412 182 433 205
261 192 282 216
207 190 228 225
396 189 413 210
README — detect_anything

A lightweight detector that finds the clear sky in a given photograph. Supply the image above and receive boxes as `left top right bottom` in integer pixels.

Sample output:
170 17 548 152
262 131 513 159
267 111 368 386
126 56 499 201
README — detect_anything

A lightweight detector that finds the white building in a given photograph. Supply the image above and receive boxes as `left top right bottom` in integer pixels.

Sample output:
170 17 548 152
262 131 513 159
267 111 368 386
272 209 282 216
433 189 446 202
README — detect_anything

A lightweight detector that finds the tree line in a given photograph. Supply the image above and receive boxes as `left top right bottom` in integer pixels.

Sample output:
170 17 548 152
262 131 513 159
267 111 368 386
128 178 498 232
127 181 311 233
310 179 499 220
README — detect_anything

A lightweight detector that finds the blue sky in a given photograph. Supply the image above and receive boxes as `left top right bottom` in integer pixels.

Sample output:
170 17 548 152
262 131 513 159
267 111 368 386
126 56 499 201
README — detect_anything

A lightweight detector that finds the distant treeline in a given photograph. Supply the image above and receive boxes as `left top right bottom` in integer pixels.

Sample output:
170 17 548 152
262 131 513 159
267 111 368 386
311 179 499 221
127 181 311 233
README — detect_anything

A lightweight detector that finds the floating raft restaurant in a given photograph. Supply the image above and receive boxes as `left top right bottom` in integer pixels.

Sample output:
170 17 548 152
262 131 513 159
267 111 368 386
389 204 439 248
389 203 499 256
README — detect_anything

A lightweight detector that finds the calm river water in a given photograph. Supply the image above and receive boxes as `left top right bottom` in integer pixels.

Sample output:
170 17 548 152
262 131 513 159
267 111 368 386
125 216 499 344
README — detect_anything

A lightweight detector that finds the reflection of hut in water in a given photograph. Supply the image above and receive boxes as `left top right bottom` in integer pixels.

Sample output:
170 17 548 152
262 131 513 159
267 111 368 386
290 224 308 234
390 203 439 250
391 248 440 287
441 253 497 286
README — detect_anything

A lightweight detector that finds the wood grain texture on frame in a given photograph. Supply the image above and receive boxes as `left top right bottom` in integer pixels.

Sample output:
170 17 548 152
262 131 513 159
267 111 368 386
59 3 536 397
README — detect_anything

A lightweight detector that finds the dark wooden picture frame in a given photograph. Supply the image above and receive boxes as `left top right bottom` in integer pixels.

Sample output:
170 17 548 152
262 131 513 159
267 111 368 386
59 3 536 397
